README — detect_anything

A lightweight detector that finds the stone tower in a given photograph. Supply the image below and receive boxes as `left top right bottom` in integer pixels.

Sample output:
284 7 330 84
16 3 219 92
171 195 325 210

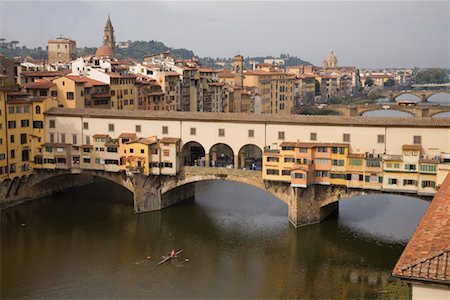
233 54 244 87
103 14 115 49
323 49 338 68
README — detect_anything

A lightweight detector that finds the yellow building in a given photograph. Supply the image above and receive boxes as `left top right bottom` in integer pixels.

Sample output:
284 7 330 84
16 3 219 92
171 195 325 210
330 145 349 186
124 137 158 175
109 73 137 110
52 76 87 108
1 90 57 179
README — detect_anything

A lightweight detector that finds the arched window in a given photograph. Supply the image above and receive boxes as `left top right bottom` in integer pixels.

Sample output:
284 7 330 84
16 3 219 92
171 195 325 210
35 105 41 114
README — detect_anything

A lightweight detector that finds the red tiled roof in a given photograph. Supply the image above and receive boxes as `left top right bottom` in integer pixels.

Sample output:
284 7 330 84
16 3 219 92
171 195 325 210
22 80 55 89
402 144 422 151
21 71 68 77
160 137 180 143
392 173 450 285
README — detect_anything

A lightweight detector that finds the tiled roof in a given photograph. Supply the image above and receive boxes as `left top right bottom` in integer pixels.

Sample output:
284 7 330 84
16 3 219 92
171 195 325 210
118 132 137 139
22 80 55 89
392 173 450 285
402 144 422 151
45 108 450 128
21 71 69 77
160 137 180 143
92 134 110 139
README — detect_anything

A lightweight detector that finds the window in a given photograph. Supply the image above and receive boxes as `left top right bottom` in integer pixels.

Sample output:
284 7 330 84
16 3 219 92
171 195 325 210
21 119 29 127
421 181 435 188
377 135 385 143
67 92 74 100
267 157 279 162
190 127 196 136
10 135 14 143
284 157 295 163
420 165 436 173
108 123 114 132
281 170 291 176
50 133 55 143
388 178 398 185
83 157 91 164
310 132 317 141
130 149 134 153
23 106 30 113
83 147 90 153
61 133 65 143
83 122 89 130
219 128 225 137
15 106 22 113
293 173 304 179
405 164 416 171
20 133 27 144
33 121 43 128
248 130 254 138
332 159 345 166
8 121 16 129
49 120 55 128
343 133 350 143
140 149 145 154
314 170 329 178
35 106 41 114
8 106 14 114
85 135 90 145
317 147 327 153
162 126 168 134
10 150 15 159
317 158 328 164
278 131 285 140
51 90 57 97
21 149 29 162
72 134 77 145
349 159 362 166
266 169 279 175
163 150 170 156
366 160 381 168
413 135 421 145
299 148 307 153
136 125 141 133
403 179 417 186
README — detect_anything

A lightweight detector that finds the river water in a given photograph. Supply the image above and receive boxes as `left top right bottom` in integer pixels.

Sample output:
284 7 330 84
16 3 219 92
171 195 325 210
1 179 429 299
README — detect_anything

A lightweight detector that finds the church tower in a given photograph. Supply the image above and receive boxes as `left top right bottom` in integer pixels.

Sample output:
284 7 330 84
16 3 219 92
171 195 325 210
233 54 244 87
103 14 115 49
96 15 115 57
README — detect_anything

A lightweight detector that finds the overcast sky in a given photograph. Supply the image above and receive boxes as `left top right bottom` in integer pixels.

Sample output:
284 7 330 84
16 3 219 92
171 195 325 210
0 1 448 68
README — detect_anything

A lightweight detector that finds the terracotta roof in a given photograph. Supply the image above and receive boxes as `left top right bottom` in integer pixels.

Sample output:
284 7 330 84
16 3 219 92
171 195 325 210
44 108 450 128
402 144 422 151
347 153 365 158
218 70 234 78
42 143 71 148
92 134 110 139
22 80 55 89
21 71 68 77
65 75 89 83
106 72 136 79
118 132 137 139
280 141 349 148
419 158 439 164
392 173 450 285
84 77 108 87
95 45 115 57
160 137 180 143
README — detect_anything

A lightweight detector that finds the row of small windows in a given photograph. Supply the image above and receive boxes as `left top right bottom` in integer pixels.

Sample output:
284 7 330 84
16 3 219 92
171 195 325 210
7 106 41 114
387 178 435 188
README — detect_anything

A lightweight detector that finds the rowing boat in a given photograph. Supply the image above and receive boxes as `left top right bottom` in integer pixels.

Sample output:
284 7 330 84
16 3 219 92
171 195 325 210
157 249 183 265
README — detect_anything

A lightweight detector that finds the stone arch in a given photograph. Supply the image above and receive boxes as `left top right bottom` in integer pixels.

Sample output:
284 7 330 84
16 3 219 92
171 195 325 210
181 141 206 167
426 91 450 103
360 108 415 117
431 110 450 118
394 92 421 102
237 144 263 170
209 143 234 168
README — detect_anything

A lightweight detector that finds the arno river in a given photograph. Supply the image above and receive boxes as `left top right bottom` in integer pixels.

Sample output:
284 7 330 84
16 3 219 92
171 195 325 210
1 179 428 299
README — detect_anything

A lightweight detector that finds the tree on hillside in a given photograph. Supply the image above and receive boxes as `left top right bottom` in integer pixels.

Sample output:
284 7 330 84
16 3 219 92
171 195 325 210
384 78 396 87
415 69 449 84
365 77 374 87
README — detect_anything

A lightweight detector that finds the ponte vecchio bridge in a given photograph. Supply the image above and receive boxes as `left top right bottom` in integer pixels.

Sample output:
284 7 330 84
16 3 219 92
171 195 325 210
2 108 449 227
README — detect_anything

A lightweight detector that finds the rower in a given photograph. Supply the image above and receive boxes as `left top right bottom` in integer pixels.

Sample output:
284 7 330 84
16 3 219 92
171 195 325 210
170 249 176 257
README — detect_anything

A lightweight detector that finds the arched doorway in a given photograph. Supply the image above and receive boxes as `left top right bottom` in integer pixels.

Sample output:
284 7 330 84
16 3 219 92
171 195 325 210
209 143 234 168
238 144 262 170
182 141 206 166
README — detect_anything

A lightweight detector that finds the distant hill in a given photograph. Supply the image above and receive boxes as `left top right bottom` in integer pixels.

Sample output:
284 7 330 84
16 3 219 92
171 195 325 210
0 39 311 67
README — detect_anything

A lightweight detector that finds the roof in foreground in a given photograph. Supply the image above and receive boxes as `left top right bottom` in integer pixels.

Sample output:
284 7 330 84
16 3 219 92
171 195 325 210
392 173 450 286
44 107 450 127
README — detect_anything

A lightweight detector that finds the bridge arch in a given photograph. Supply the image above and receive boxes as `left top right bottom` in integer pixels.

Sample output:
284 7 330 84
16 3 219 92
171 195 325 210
209 143 234 168
181 141 206 166
394 93 421 102
431 111 450 118
360 109 414 117
237 144 262 170
427 91 450 104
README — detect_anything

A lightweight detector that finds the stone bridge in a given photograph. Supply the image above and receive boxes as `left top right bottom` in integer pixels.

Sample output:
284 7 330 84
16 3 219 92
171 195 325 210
296 104 450 117
0 167 424 228
379 88 450 102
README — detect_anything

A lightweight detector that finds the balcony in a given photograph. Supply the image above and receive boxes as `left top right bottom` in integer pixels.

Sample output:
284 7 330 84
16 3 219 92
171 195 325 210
382 154 403 161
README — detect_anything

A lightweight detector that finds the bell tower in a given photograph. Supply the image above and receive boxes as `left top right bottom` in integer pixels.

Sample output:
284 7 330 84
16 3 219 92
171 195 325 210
103 14 115 49
233 54 244 87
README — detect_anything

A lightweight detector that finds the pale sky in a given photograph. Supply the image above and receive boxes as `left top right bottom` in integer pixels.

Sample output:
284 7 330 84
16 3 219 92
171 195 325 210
0 1 449 68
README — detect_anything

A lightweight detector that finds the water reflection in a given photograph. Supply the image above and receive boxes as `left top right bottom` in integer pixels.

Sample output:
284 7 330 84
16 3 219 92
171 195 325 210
1 179 427 299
